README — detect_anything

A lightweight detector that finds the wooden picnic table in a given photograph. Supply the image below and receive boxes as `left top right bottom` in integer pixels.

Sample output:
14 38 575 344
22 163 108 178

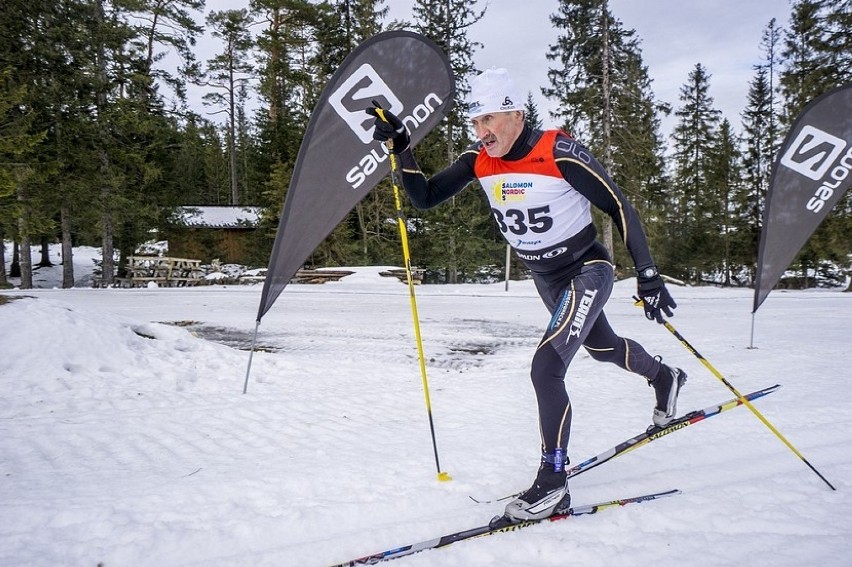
113 256 205 288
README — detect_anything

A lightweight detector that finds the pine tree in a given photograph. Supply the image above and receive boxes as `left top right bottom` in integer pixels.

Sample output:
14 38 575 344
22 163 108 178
123 0 205 109
740 16 785 288
818 0 851 85
251 0 320 159
605 33 669 273
524 93 543 130
1 0 117 287
780 0 832 120
314 0 388 77
0 69 44 287
760 18 785 157
741 66 774 285
707 119 745 285
544 0 601 137
201 8 255 206
668 63 722 281
817 0 852 290
545 0 668 271
409 0 495 283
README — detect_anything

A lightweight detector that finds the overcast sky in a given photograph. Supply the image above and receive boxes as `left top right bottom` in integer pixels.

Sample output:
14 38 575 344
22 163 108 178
386 0 794 141
196 1 794 143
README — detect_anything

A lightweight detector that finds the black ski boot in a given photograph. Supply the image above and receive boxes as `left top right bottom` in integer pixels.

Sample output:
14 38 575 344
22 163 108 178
649 362 687 426
503 460 570 521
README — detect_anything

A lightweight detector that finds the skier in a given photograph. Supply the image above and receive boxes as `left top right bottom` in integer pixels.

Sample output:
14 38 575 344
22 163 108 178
367 68 686 522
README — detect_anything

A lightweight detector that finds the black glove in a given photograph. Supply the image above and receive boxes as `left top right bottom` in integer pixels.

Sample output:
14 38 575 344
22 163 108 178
366 106 409 153
637 268 676 323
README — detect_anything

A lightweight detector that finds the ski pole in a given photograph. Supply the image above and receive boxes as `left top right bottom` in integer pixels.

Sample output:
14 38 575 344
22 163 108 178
634 298 835 491
374 105 450 482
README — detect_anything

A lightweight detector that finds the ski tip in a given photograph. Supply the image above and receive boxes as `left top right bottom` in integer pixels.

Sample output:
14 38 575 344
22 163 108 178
437 471 452 482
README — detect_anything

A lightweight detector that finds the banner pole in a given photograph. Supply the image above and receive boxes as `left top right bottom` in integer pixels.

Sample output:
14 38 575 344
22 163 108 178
243 320 261 394
380 124 450 482
642 303 835 491
748 312 757 350
505 244 511 292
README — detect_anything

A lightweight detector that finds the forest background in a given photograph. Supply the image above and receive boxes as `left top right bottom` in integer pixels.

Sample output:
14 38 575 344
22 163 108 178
1 0 850 289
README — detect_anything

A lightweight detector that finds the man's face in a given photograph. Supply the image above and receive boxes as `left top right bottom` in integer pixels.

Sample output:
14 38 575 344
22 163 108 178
471 111 525 158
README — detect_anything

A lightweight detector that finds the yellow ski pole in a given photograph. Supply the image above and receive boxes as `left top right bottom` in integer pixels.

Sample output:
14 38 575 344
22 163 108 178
634 298 835 491
375 106 451 482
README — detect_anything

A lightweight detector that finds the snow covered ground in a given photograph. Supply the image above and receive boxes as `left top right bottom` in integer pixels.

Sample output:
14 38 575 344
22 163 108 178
1 247 850 566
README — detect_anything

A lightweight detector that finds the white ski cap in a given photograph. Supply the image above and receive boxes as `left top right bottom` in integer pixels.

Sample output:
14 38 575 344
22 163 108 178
467 68 523 119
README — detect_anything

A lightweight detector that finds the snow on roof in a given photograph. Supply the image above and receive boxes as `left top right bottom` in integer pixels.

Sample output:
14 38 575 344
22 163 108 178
176 206 261 229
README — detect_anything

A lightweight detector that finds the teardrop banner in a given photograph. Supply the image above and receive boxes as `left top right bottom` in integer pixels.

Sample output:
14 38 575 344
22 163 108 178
256 31 455 322
753 84 852 313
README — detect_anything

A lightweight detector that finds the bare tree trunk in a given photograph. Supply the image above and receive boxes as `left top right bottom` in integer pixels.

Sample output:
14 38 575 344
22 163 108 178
600 1 615 263
229 72 239 205
18 237 32 288
0 229 7 286
16 179 33 288
38 237 52 267
444 0 458 285
61 203 75 288
17 225 33 289
445 119 459 284
101 207 115 284
9 241 20 278
356 203 368 256
56 111 75 288
95 0 115 286
267 8 282 123
447 232 457 284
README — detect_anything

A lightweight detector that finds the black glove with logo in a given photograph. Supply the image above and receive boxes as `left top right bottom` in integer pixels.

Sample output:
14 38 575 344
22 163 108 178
366 106 409 153
637 267 676 323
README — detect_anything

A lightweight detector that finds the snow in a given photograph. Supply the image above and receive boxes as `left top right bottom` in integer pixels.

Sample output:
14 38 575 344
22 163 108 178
1 247 851 566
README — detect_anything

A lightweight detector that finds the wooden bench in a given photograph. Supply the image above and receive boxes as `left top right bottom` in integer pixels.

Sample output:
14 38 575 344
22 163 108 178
290 269 354 284
379 268 424 284
233 269 354 285
94 256 205 288
133 256 203 287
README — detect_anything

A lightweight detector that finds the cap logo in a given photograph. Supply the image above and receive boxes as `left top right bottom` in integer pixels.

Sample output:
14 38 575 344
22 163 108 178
467 68 521 119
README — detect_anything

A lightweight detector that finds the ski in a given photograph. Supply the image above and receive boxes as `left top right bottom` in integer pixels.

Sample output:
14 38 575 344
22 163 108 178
330 489 680 566
471 384 781 504
330 385 778 565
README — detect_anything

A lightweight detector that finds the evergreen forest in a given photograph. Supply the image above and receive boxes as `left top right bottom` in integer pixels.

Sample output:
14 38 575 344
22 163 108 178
1 0 850 289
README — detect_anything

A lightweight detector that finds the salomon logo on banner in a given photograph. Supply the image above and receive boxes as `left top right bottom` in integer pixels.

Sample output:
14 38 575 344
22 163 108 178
329 64 404 144
780 125 847 180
